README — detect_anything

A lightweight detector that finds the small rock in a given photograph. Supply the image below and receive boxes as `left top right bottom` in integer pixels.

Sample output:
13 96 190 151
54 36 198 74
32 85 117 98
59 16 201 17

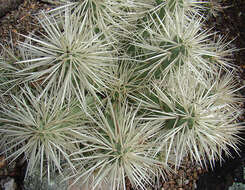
0 177 17 190
178 169 185 176
0 156 6 169
193 181 197 189
183 184 189 189
170 183 175 189
186 161 192 168
186 168 192 176
197 167 202 174
169 180 175 185
193 171 198 179
189 175 193 180
168 174 174 180
177 179 183 186
184 179 189 185
162 183 169 189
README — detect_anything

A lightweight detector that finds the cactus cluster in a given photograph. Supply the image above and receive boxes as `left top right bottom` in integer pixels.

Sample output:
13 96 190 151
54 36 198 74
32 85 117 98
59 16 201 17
0 0 243 189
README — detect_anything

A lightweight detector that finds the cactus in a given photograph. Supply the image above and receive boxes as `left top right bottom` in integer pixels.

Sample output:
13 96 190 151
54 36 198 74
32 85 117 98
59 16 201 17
0 0 243 189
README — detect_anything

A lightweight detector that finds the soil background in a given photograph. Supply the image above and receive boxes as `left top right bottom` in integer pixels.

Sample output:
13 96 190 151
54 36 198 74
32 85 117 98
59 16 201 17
196 1 245 190
0 0 245 190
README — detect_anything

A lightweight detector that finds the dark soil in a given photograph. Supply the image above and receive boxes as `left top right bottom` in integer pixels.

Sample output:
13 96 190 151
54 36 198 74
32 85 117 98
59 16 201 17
0 0 54 50
197 1 245 189
205 0 245 70
0 0 245 190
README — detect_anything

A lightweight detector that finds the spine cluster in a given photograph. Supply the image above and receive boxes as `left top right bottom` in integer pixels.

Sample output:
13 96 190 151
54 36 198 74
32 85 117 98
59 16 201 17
0 0 243 189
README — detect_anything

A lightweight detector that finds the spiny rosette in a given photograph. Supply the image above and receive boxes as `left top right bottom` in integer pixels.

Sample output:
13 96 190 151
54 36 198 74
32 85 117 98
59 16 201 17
133 67 243 168
157 0 207 16
62 0 132 41
47 0 156 43
0 55 15 95
0 46 28 96
16 11 116 104
0 86 91 182
103 60 146 104
52 0 158 20
133 9 233 80
67 100 169 190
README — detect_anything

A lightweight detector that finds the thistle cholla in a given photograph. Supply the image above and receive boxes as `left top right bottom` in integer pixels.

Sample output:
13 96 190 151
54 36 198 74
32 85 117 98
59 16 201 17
0 86 90 181
16 10 116 105
0 0 244 189
132 9 233 81
133 67 243 168
68 101 168 190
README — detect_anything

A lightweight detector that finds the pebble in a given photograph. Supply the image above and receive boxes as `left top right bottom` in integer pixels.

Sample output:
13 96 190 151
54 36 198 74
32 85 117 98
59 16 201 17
169 180 175 185
0 177 17 190
193 181 197 189
186 168 192 174
193 171 198 179
161 159 207 190
178 169 185 176
177 179 183 186
184 179 189 185
197 167 202 174
0 156 6 169
162 183 169 189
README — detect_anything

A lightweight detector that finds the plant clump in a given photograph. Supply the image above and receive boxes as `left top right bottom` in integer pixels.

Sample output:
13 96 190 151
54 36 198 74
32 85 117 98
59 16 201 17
0 0 244 190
